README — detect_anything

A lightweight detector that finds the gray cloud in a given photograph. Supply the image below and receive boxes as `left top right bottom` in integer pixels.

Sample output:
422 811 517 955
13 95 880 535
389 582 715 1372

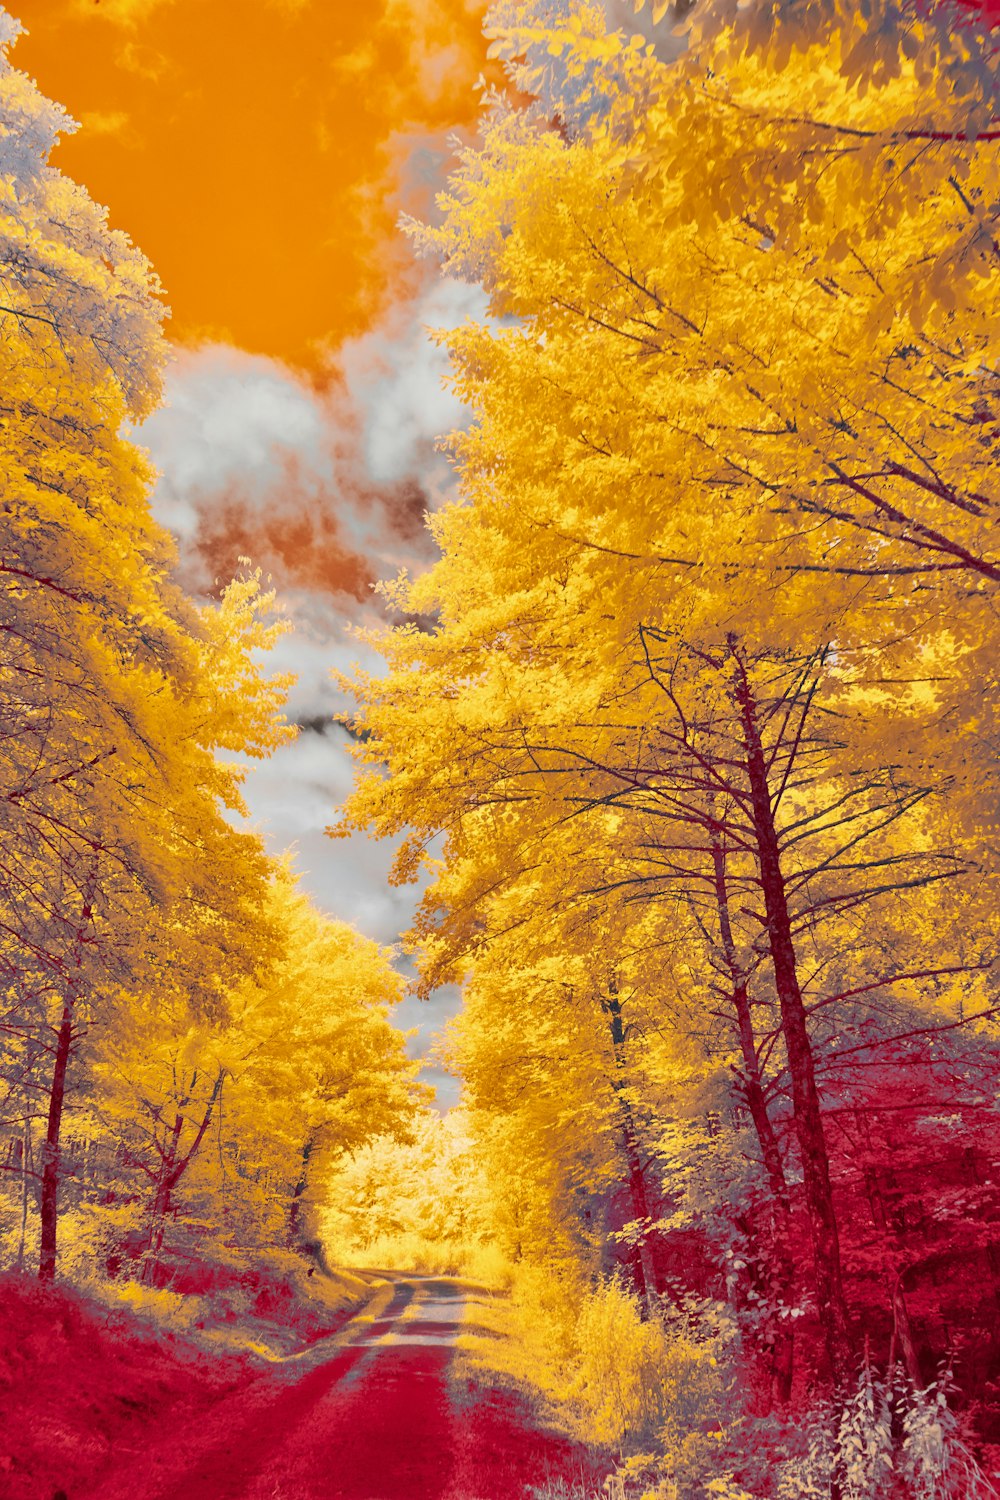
339 277 486 489
138 274 486 599
139 275 488 1108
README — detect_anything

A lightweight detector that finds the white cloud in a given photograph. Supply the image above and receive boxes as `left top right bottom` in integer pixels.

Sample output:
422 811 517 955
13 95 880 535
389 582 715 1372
235 730 408 939
137 273 486 598
138 279 488 1106
340 276 486 490
263 591 385 725
141 346 334 526
136 345 368 597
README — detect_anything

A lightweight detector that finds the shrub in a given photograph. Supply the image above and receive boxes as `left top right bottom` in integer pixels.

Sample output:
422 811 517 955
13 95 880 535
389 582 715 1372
572 1279 671 1445
771 1366 998 1500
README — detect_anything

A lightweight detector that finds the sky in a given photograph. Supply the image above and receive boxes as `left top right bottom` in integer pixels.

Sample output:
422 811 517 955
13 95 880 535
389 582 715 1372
10 0 503 1104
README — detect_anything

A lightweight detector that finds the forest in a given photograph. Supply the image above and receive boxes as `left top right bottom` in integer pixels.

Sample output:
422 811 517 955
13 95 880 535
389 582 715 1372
4 0 1000 1497
0 1 425 1316
335 0 1000 1492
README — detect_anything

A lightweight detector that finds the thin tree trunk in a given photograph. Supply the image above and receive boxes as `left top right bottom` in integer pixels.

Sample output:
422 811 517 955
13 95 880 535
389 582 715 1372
38 1001 73 1282
729 640 852 1384
143 1069 226 1283
287 1135 315 1248
144 1114 183 1282
605 984 660 1308
710 837 789 1210
891 1273 923 1387
37 867 96 1283
15 1125 30 1273
710 833 796 1404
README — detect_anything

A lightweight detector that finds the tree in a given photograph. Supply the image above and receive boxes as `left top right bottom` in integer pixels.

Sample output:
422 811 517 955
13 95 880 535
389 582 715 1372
336 0 1000 1395
321 1110 490 1269
0 17 297 1279
86 867 425 1282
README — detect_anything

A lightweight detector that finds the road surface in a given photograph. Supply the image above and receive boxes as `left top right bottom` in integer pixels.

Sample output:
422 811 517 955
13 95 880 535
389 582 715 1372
81 1275 586 1500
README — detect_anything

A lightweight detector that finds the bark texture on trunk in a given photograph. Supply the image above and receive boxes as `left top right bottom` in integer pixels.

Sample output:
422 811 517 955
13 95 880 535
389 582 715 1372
16 1123 31 1273
729 641 852 1383
605 984 660 1308
891 1273 924 1387
287 1135 315 1248
38 1001 73 1283
710 834 796 1405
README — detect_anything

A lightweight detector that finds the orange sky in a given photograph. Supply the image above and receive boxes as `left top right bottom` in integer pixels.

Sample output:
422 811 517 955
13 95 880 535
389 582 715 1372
11 0 490 365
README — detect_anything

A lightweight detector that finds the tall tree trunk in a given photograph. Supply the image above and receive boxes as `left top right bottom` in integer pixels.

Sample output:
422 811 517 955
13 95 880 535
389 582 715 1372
38 869 96 1283
15 1125 30 1273
710 837 789 1211
890 1273 923 1387
38 1000 73 1282
287 1134 315 1249
605 984 660 1308
144 1114 183 1282
710 833 795 1404
729 640 852 1384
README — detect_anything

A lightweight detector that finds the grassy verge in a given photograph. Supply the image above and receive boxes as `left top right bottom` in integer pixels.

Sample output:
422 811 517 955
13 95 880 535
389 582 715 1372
448 1272 614 1496
450 1267 1000 1500
91 1246 388 1360
0 1253 386 1500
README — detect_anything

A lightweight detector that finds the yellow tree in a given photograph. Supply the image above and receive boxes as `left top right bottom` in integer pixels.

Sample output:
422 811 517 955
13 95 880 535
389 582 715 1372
87 868 424 1280
223 870 426 1260
22 567 294 1282
321 1110 489 1270
482 0 1000 593
0 18 295 1279
338 0 1000 1383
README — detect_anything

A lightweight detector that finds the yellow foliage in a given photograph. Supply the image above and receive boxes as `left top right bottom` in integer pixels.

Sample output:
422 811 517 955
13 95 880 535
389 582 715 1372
476 1264 731 1465
333 1 1000 1476
83 865 425 1276
320 1110 491 1274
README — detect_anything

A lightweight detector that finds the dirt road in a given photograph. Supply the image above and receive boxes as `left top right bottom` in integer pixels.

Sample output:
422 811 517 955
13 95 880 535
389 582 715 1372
81 1276 585 1500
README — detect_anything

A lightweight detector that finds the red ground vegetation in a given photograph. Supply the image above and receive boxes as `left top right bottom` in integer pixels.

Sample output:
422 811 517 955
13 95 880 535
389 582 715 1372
0 1272 257 1500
